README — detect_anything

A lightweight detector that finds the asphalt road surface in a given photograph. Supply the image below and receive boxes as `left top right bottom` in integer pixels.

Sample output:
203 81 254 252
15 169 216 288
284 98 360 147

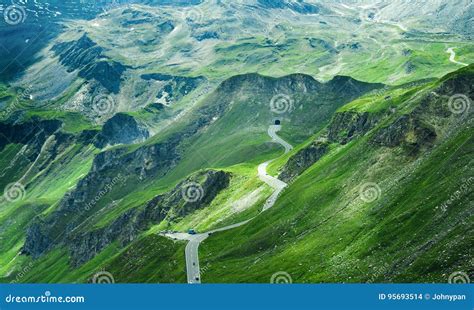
447 47 468 66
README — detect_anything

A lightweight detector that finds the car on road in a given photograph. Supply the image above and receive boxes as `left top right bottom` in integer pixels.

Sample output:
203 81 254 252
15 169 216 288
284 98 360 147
188 229 197 235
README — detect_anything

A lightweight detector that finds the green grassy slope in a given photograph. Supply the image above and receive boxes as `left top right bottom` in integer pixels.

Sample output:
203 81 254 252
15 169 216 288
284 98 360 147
103 235 186 283
3 235 185 284
60 73 380 234
1 70 382 282
198 66 473 283
3 66 472 284
0 143 96 277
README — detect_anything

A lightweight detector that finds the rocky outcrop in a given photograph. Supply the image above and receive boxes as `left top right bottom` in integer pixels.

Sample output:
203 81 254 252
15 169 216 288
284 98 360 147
404 61 416 74
52 34 102 71
95 113 149 148
308 38 337 53
257 0 330 14
80 60 126 94
0 119 63 162
0 119 61 148
194 31 220 41
70 170 230 266
141 73 206 106
372 115 436 152
371 66 474 153
52 34 126 93
120 10 155 26
328 111 382 144
32 131 76 172
0 118 105 194
325 76 384 97
337 42 362 51
279 140 329 183
22 219 52 259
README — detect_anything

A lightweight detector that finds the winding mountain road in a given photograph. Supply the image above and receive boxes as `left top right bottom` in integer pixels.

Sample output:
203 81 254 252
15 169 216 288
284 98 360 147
447 47 468 66
162 125 293 284
259 125 293 211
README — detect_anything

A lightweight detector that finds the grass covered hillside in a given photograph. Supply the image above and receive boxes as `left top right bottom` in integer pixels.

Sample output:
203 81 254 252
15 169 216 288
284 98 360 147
198 65 473 283
0 71 382 283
